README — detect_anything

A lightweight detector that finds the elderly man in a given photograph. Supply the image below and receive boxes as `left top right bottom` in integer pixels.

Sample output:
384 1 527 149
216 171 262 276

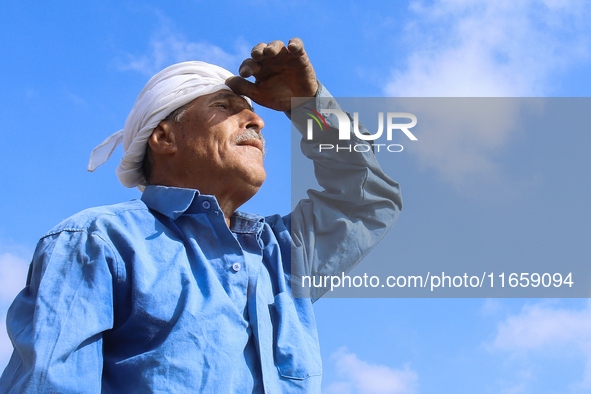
0 39 401 393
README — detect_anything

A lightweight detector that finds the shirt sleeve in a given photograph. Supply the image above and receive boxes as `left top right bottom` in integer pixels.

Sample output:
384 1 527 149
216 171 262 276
288 82 403 300
0 229 116 394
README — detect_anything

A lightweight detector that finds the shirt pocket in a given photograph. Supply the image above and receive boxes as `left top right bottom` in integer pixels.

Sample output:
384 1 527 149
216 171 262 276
270 291 322 380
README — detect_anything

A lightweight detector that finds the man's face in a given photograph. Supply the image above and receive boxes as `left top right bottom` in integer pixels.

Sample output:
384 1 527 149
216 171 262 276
167 90 266 197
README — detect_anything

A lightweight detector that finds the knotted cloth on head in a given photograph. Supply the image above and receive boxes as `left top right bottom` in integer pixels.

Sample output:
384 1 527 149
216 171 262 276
87 61 249 191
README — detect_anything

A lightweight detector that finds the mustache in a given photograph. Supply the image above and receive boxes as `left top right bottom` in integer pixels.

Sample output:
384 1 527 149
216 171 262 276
234 129 266 156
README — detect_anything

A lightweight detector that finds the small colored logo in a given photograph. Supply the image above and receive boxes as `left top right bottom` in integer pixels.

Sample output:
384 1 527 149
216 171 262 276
303 107 328 132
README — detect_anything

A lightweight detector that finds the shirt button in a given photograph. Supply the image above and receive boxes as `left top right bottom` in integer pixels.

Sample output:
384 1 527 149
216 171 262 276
201 200 211 210
232 262 241 272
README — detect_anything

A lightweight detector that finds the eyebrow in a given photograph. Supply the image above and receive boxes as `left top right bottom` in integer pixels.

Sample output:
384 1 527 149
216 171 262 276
211 91 254 112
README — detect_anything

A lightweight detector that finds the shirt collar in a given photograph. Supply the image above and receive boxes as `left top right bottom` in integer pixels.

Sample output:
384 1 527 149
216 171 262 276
141 185 201 220
141 185 265 234
231 211 265 235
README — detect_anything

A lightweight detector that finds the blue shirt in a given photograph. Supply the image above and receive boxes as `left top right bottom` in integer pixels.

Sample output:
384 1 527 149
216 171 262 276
1 85 402 393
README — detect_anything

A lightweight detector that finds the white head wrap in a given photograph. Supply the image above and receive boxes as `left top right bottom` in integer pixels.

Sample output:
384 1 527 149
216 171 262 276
87 61 249 191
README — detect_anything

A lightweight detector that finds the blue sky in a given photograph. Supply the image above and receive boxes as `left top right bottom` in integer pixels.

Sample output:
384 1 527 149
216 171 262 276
1 1 591 393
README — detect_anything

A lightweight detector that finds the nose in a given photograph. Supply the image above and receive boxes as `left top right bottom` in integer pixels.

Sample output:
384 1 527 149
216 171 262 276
243 109 264 133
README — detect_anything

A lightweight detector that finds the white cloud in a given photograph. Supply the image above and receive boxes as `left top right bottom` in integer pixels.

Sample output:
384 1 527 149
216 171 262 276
0 253 29 306
325 347 418 394
403 98 527 186
118 26 251 77
62 88 87 106
480 298 504 317
492 302 591 350
388 0 591 97
489 301 591 391
0 252 29 372
385 0 591 187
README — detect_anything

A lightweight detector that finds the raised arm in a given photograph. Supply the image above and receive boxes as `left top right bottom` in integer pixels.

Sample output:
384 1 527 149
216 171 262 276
227 38 402 301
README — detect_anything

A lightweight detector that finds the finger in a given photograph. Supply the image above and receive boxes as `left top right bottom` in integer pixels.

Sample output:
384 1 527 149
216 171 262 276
287 37 305 56
263 40 287 58
251 43 267 61
225 76 260 102
238 58 261 78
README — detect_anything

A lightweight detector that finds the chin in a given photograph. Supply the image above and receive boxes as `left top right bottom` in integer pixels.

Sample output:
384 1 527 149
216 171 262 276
250 173 266 190
241 163 266 187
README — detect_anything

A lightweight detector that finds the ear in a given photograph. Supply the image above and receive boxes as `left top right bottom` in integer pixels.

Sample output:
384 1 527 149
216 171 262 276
148 121 178 155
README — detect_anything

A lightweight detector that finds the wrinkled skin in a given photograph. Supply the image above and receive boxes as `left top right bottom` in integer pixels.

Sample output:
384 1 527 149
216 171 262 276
226 38 318 111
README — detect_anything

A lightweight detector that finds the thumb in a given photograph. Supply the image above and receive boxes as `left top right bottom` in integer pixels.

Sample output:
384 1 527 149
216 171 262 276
225 76 260 102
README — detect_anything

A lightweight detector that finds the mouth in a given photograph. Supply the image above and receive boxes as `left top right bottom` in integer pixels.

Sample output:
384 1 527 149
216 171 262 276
235 130 266 156
238 138 264 152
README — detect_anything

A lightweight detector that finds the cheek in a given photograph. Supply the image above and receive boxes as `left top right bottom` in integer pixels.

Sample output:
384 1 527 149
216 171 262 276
181 129 220 155
179 120 237 163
